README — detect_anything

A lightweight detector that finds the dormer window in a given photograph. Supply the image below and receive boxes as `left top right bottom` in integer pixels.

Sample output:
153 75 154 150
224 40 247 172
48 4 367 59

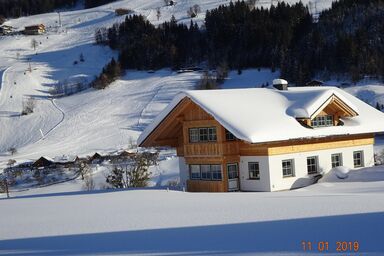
311 115 333 127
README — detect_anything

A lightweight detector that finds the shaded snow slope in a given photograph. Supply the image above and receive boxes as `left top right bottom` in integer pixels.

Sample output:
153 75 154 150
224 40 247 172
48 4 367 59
1 166 384 255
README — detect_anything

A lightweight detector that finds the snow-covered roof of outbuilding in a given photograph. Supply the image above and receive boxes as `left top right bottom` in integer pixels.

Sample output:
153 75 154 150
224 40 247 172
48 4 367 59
138 87 384 145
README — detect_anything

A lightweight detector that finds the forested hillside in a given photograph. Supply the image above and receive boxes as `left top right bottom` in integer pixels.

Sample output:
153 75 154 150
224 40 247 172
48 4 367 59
282 0 384 83
97 0 384 84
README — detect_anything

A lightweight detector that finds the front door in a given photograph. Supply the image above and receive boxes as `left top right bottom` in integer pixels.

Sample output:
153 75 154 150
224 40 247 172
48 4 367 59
227 163 239 191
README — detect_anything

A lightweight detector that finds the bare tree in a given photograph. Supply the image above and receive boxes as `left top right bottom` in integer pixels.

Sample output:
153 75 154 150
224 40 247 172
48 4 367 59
156 7 161 21
31 38 38 51
78 161 91 180
7 159 16 170
187 4 201 18
8 147 17 155
216 61 229 84
198 71 217 90
21 97 36 115
0 178 10 198
83 168 95 191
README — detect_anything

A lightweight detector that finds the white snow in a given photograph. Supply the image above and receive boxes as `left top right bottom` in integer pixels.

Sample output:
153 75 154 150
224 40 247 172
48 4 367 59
138 86 384 145
1 165 384 255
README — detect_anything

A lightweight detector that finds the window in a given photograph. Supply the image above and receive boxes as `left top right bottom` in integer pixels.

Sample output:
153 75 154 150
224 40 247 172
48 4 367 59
248 162 260 180
208 127 217 141
201 165 211 180
282 159 294 177
227 164 239 179
211 165 222 180
307 156 318 174
331 153 343 168
189 164 222 181
353 151 364 168
189 127 217 142
189 128 199 143
190 165 200 179
311 115 333 127
225 130 236 141
199 128 208 142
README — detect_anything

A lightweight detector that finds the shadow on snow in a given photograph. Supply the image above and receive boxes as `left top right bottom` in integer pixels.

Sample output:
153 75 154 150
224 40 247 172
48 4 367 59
0 212 383 255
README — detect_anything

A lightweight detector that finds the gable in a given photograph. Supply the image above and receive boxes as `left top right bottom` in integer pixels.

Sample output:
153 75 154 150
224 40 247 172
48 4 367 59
139 97 192 147
310 94 358 120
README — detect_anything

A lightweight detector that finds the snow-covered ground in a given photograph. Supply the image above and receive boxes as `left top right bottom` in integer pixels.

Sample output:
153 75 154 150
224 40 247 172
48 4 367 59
1 165 384 255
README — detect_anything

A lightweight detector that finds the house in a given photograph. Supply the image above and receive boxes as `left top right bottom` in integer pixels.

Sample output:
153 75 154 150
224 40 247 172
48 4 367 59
32 156 54 168
138 79 384 192
53 155 80 167
89 152 106 164
305 80 324 87
24 24 45 35
0 25 13 35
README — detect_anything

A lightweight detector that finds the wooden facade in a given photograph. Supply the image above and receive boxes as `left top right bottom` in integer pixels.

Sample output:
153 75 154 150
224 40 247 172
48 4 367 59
140 96 374 192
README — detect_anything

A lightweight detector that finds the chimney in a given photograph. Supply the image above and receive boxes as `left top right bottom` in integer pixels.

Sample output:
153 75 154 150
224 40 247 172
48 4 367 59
273 79 288 90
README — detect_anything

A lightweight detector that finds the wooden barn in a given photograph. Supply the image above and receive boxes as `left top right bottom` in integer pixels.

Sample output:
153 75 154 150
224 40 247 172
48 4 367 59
32 156 54 168
24 24 46 35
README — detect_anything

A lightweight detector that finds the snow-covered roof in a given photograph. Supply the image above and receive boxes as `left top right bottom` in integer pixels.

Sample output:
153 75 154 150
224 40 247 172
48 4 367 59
138 87 384 145
53 155 78 163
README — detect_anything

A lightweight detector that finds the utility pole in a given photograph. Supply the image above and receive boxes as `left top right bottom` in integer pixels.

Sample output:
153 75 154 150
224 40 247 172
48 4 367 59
58 11 62 27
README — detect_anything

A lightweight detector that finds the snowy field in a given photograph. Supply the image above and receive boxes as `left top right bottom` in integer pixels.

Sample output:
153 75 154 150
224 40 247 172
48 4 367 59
1 166 384 255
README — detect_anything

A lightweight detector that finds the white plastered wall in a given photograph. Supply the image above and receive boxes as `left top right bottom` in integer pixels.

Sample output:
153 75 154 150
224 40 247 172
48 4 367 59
239 156 271 191
267 144 374 191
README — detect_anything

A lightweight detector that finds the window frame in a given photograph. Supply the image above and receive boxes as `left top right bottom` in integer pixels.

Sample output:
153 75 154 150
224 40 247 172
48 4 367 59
208 127 217 142
190 165 201 180
189 164 222 181
307 156 318 175
282 159 295 177
331 153 343 168
353 151 364 168
248 162 260 180
189 128 199 143
189 127 217 143
199 128 209 142
211 165 222 181
311 115 334 127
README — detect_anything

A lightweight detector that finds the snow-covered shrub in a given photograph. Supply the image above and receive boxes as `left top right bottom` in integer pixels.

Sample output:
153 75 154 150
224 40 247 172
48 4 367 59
374 150 384 165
